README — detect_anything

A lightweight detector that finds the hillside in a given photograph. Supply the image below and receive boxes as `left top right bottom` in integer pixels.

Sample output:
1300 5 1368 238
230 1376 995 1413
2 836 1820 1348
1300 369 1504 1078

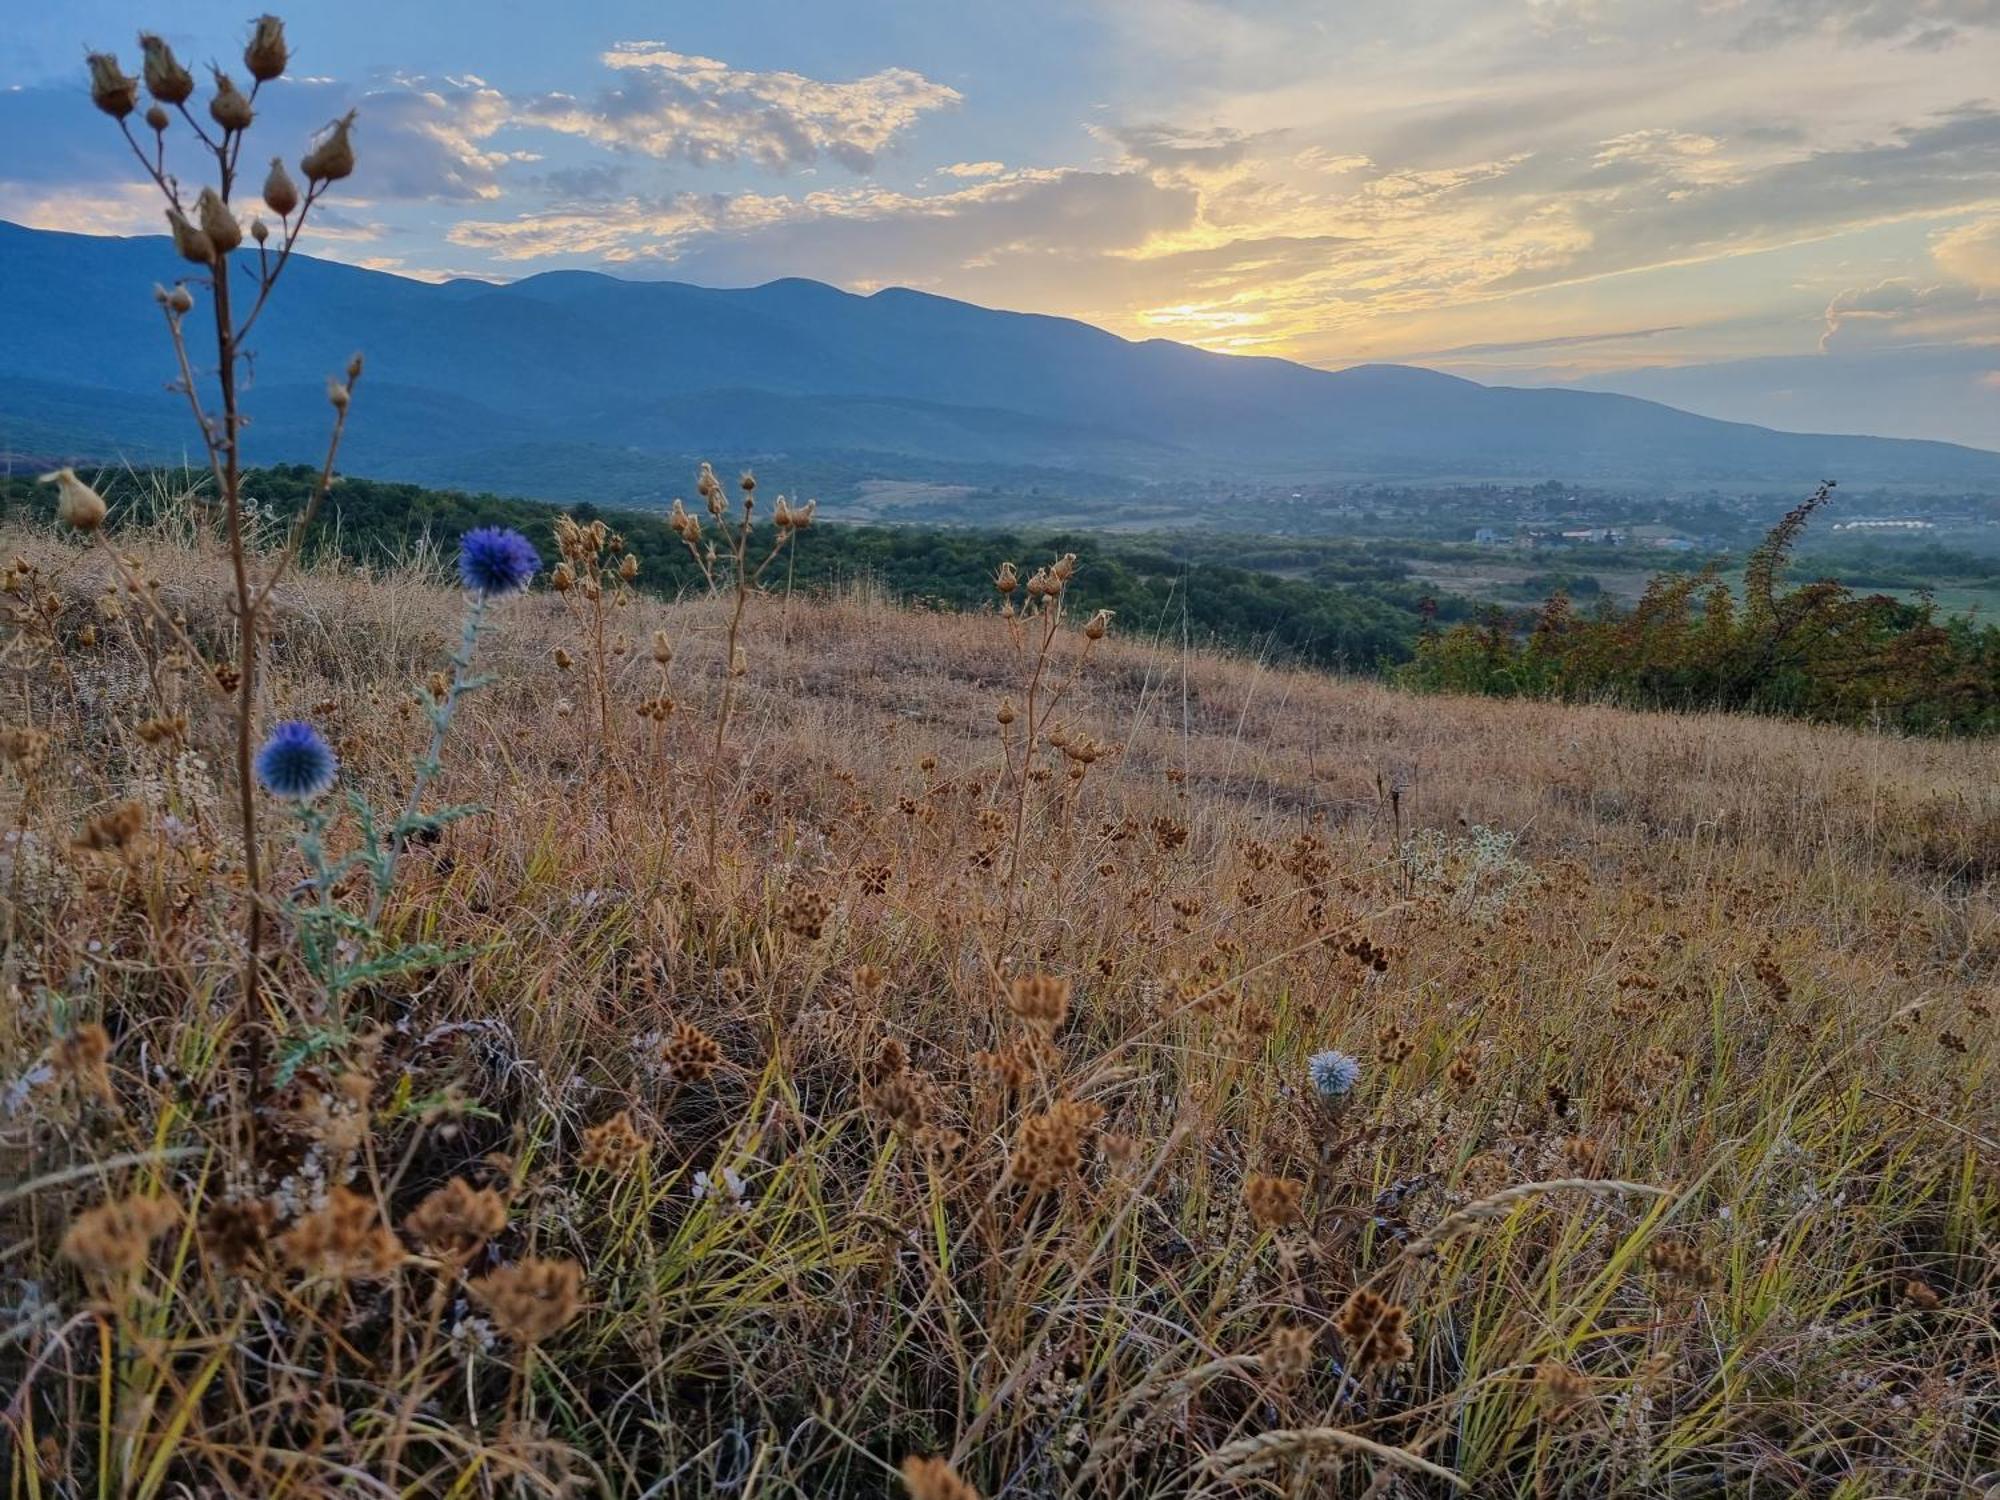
6 220 2000 504
2 508 1994 1497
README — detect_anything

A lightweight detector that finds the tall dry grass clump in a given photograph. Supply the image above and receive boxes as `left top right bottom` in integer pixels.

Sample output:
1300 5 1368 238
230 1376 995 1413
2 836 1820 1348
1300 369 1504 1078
1 19 1996 1498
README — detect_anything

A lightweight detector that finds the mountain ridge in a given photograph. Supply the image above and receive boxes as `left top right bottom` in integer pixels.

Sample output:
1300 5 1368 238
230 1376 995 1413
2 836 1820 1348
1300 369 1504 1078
2 219 1995 505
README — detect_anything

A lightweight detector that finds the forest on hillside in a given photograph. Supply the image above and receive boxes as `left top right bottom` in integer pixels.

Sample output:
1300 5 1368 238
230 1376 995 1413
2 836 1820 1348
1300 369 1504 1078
7 467 1994 731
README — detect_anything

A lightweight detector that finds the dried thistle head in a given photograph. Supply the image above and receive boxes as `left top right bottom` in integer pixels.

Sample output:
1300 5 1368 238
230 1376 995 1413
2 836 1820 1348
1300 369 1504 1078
778 885 833 941
87 53 141 119
1333 1288 1413 1376
403 1178 507 1263
61 1192 182 1285
1244 1173 1306 1230
470 1256 584 1345
244 15 289 82
900 1455 980 1500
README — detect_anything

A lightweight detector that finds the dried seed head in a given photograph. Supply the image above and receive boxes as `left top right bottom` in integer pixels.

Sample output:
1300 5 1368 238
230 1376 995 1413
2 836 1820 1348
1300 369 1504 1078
1263 1323 1316 1385
1244 1173 1306 1229
195 187 242 255
650 630 672 664
208 69 253 131
74 801 145 852
900 1455 981 1500
279 1186 404 1281
262 157 300 217
1333 1288 1413 1376
166 208 215 266
1083 608 1113 641
62 1192 182 1284
87 53 141 119
144 103 169 132
403 1178 507 1263
469 1256 584 1345
50 1023 114 1102
40 467 108 531
201 1198 276 1273
301 109 357 183
578 1110 648 1173
138 33 194 104
1006 974 1071 1034
244 14 289 81
659 1019 722 1082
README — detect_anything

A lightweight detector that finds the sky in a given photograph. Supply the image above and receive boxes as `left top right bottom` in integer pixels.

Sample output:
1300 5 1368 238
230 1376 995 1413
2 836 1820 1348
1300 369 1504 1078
3 0 1997 448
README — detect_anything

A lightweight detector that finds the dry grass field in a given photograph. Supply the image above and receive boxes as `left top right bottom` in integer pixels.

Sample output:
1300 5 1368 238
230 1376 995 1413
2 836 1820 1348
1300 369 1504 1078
2 507 1996 1498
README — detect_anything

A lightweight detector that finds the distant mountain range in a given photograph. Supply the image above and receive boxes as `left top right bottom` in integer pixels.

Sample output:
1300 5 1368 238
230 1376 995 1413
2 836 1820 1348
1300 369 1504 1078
3 219 1997 506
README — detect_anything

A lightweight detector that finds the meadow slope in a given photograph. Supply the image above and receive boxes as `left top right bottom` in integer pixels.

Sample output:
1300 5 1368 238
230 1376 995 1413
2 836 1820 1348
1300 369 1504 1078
2 514 1995 1498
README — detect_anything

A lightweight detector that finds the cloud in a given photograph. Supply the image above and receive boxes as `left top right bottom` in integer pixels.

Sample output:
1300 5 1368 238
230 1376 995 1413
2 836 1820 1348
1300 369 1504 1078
516 45 960 172
448 168 1197 307
1934 215 2000 287
1416 326 1687 359
1820 276 1993 351
1735 0 2000 49
939 161 1007 179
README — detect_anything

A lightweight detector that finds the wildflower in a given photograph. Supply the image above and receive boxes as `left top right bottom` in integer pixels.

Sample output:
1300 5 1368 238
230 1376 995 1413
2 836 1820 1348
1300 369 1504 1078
254 720 338 801
279 1186 404 1281
39 468 108 532
403 1178 507 1263
244 14 289 81
469 1256 584 1345
301 109 358 184
901 1455 981 1500
61 1192 182 1285
1333 1288 1412 1376
457 526 539 596
691 1166 747 1205
86 53 140 119
1244 1173 1306 1230
1306 1048 1361 1103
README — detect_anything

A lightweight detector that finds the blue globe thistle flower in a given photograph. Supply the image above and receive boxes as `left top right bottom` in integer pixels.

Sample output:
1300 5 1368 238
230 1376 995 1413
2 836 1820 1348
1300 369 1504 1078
1307 1049 1362 1103
255 720 338 801
457 526 539 597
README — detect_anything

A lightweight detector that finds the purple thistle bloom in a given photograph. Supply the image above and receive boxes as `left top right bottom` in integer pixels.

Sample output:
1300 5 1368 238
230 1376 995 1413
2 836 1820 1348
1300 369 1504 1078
255 720 338 801
457 527 539 596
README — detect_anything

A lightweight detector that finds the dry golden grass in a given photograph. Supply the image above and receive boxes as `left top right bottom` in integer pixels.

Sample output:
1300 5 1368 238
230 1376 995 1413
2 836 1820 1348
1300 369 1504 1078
2 513 1995 1498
